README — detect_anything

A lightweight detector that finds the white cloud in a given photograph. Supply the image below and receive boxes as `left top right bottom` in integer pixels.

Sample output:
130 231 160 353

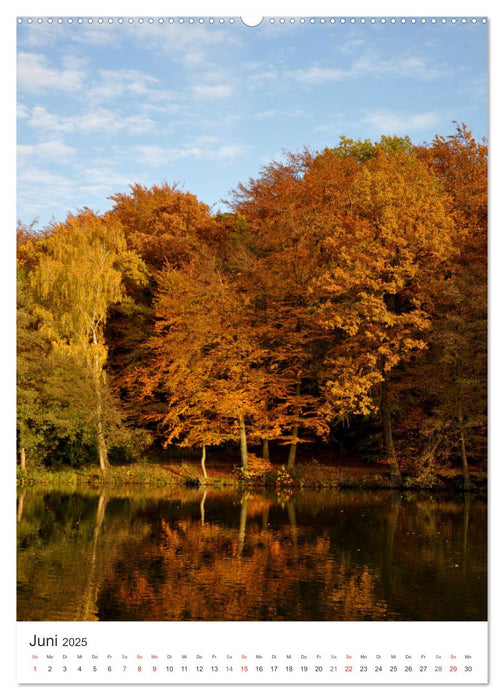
192 83 234 99
251 108 306 121
290 52 447 85
17 52 87 93
17 163 140 222
214 144 251 159
314 114 347 134
17 103 30 119
361 109 442 134
70 25 122 47
17 25 58 50
126 23 241 68
339 37 367 54
88 68 179 107
290 65 349 84
135 141 250 167
19 167 72 188
252 109 278 120
18 140 77 163
353 54 446 81
28 106 155 134
78 166 140 195
89 69 159 100
17 168 76 217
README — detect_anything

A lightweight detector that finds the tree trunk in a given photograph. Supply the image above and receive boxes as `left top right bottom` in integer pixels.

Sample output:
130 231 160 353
200 443 208 480
19 446 27 473
262 438 270 462
456 382 471 490
94 491 108 532
91 339 109 474
287 426 299 471
80 492 108 620
459 424 470 490
287 500 298 558
200 489 207 526
94 366 110 474
17 491 26 523
239 414 248 471
287 379 301 471
96 420 110 474
381 490 402 597
238 497 248 557
462 492 470 573
380 377 402 487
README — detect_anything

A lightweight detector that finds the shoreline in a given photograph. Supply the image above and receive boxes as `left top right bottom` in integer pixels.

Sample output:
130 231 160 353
16 460 488 494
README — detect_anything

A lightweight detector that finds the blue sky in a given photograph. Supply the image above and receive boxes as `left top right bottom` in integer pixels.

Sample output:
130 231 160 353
17 16 488 228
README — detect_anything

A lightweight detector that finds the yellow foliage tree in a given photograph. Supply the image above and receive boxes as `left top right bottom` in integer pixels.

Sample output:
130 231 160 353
31 210 144 472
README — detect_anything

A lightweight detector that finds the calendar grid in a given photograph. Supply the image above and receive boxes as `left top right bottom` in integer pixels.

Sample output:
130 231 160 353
17 621 488 684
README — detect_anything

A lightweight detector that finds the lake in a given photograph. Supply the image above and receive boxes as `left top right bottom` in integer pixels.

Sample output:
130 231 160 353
17 486 487 622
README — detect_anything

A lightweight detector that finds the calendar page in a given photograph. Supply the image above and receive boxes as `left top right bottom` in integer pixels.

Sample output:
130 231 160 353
11 0 492 694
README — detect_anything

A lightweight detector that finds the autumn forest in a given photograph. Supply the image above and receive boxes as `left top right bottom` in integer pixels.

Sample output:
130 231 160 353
17 125 487 492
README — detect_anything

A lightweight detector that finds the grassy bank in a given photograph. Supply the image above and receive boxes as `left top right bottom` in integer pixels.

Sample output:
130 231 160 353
17 458 487 493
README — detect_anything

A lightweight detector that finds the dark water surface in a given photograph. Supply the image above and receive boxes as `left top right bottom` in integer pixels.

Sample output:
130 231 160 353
17 486 487 622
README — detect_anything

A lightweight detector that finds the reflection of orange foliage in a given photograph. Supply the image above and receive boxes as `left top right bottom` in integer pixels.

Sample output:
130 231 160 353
328 567 389 620
107 507 390 621
17 489 487 622
243 494 274 517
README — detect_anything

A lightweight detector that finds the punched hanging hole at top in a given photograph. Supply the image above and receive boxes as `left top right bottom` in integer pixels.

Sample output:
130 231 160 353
241 17 263 27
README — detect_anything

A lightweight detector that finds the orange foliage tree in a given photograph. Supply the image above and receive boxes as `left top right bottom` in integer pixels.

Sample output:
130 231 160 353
124 245 283 476
17 129 486 485
305 137 456 485
109 182 219 272
408 125 487 486
233 138 457 484
231 153 336 469
105 183 222 380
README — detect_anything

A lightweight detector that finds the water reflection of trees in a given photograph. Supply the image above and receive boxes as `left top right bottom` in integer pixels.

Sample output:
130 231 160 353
97 493 390 621
17 487 487 622
17 489 151 621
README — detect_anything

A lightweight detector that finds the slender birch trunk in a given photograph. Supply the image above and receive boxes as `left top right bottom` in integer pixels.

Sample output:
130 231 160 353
91 336 109 474
262 438 270 462
19 446 27 473
96 417 110 474
96 389 110 474
200 443 208 480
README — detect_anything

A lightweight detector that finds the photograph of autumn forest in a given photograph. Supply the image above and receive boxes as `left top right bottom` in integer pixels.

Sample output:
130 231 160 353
17 18 487 623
